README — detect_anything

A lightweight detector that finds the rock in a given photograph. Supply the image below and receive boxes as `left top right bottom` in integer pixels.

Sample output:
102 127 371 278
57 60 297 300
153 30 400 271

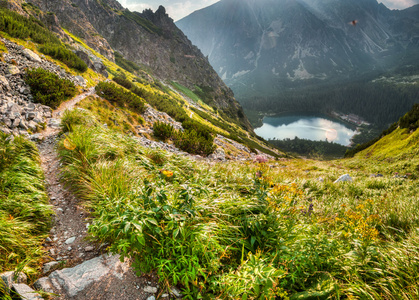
75 76 86 87
85 246 95 252
33 277 55 293
334 174 353 183
65 237 76 244
0 127 11 134
3 118 12 128
147 296 156 300
0 271 27 291
19 119 28 130
7 65 20 75
144 286 158 294
29 133 42 141
27 121 38 131
11 118 20 128
48 118 61 128
12 283 42 300
171 287 182 297
22 48 42 63
35 255 130 298
42 262 60 274
0 75 10 90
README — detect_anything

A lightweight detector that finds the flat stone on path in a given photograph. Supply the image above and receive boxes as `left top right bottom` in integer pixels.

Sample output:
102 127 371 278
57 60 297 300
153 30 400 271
65 236 76 244
34 255 131 298
12 283 42 299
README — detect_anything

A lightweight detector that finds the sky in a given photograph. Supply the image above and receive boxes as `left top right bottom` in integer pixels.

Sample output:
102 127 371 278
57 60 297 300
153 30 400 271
116 0 419 21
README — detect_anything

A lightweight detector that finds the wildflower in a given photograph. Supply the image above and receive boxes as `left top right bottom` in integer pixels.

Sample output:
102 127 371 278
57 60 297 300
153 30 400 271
160 169 173 177
63 138 76 150
255 155 268 163
255 171 263 178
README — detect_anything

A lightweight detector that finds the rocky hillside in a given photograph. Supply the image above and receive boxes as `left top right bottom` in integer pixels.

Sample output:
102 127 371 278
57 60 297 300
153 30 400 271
17 0 252 131
177 0 419 101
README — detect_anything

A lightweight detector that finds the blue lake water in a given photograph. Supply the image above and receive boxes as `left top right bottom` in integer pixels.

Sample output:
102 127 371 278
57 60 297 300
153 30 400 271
255 114 357 146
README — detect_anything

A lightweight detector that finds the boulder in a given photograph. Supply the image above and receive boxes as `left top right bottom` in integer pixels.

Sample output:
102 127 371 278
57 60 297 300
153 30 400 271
334 174 353 183
42 261 60 274
75 76 87 87
0 271 27 293
34 255 130 298
12 283 42 299
7 65 20 75
0 75 10 90
22 49 42 63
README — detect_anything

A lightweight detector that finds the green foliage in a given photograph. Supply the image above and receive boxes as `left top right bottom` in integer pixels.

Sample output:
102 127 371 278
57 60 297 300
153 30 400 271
399 103 419 131
270 137 348 159
0 133 52 274
39 44 88 72
114 52 140 74
57 111 419 298
153 121 174 141
174 129 216 156
0 7 60 45
25 68 77 108
96 81 146 114
121 10 163 36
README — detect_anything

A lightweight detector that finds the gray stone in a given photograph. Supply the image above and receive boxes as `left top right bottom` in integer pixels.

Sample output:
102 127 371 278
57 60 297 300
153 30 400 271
0 126 11 134
65 237 76 244
12 283 42 299
334 174 353 183
33 277 55 293
75 76 86 87
0 271 27 291
27 121 38 131
48 118 61 128
85 246 95 252
7 65 20 75
0 75 10 90
19 119 28 130
35 255 129 298
33 117 44 124
147 296 156 300
3 118 12 127
171 286 182 297
42 262 60 274
11 118 20 128
22 49 42 63
144 286 158 294
29 133 42 141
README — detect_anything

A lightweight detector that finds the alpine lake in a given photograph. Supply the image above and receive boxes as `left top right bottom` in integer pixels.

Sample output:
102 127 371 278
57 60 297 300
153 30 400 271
255 113 357 146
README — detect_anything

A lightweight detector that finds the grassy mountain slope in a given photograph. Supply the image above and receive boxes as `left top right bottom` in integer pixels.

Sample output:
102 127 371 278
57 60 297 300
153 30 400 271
1 3 419 299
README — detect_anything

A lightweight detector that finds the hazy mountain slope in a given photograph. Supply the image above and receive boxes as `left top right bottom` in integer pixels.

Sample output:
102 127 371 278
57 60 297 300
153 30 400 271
177 0 419 99
23 0 252 130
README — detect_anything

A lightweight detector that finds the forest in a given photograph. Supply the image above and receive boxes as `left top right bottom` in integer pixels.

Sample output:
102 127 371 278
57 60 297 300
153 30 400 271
240 80 419 128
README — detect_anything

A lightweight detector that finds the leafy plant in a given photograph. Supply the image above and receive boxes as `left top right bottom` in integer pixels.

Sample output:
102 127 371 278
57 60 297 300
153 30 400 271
25 68 77 108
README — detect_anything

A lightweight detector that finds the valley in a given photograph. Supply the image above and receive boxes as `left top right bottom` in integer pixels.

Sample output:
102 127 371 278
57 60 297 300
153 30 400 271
0 0 418 299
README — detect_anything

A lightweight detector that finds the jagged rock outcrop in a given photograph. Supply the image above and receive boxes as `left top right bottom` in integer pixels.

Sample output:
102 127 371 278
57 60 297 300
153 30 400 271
18 0 252 131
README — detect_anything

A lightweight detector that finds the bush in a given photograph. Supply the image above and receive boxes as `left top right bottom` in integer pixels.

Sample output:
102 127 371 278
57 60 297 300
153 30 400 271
39 44 88 72
95 81 146 114
25 68 77 108
174 129 216 156
153 121 174 141
0 8 60 45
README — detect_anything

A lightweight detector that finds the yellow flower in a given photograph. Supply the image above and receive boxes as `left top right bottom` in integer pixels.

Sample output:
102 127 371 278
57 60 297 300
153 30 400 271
161 170 173 177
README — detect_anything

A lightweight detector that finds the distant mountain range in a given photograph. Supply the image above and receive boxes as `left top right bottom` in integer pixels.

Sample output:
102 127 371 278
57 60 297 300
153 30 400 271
177 0 419 100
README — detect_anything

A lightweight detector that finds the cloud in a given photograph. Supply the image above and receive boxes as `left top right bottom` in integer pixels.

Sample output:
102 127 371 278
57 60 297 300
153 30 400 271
379 0 419 9
118 0 219 21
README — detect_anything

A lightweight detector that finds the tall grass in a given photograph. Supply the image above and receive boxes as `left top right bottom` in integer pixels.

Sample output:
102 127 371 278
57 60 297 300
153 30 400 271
0 133 53 276
57 109 419 299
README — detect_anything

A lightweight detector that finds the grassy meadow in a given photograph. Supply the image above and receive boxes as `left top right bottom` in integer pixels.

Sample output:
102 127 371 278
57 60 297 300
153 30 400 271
56 109 419 299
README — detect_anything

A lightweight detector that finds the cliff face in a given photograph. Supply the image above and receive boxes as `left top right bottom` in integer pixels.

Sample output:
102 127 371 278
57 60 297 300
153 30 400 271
21 0 252 130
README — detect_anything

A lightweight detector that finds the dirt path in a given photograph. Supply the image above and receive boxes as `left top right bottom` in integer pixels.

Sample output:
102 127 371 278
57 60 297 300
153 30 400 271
36 89 158 300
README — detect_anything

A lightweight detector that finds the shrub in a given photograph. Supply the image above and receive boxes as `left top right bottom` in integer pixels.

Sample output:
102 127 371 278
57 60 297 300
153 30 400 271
25 68 77 108
95 81 146 114
39 44 88 72
0 8 60 45
174 129 216 156
153 121 174 141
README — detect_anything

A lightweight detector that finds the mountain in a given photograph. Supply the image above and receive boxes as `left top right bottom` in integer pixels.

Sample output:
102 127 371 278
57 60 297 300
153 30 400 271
177 0 419 122
18 0 252 131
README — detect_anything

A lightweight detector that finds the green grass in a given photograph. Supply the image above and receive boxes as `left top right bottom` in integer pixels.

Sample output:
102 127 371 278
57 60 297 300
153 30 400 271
0 133 53 278
57 109 419 299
